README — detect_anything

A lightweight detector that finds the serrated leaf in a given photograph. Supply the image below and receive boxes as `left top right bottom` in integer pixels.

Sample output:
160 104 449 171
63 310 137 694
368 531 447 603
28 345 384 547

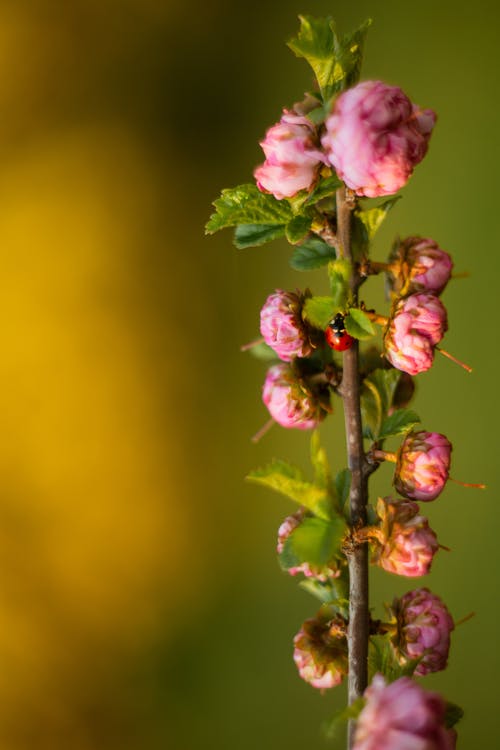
280 515 347 568
344 308 376 340
205 184 293 234
334 19 372 91
246 460 332 520
368 636 420 683
361 369 403 440
444 703 464 729
378 409 420 440
324 697 366 740
352 197 401 257
328 258 352 310
287 16 336 100
286 214 312 244
299 578 336 604
244 341 277 361
234 223 286 249
302 296 337 329
305 174 343 205
289 237 336 271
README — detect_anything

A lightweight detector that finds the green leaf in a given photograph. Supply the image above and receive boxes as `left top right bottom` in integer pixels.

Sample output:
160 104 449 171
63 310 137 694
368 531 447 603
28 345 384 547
361 369 402 440
344 308 376 340
243 341 277 361
378 409 420 440
305 174 343 205
205 184 293 234
324 697 366 740
335 469 351 511
246 460 332 520
299 578 336 604
280 515 347 569
302 295 337 329
287 16 336 100
289 237 336 271
334 19 372 91
352 197 401 257
285 214 312 244
310 431 331 489
234 223 286 249
444 703 464 729
368 636 420 683
328 258 352 310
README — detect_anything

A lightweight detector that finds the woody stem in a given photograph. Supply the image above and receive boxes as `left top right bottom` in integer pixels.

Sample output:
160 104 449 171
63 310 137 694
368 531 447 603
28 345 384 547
336 186 369 748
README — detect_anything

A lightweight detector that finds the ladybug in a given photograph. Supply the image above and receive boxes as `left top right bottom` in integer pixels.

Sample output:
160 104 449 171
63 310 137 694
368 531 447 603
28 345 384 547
325 313 355 352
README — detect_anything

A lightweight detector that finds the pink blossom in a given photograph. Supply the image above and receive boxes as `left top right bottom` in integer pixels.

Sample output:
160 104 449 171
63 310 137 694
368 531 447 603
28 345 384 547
371 498 439 577
262 363 329 430
390 237 453 296
391 588 454 676
322 81 436 198
293 615 348 689
260 290 313 361
395 431 452 502
384 293 448 375
254 111 326 200
353 675 456 750
277 510 341 580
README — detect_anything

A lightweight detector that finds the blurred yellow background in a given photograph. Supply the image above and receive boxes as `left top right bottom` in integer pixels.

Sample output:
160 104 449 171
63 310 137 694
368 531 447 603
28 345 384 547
0 1 496 748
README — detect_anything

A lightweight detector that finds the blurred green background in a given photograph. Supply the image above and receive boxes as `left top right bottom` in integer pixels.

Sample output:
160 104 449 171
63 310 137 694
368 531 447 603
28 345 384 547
0 0 497 748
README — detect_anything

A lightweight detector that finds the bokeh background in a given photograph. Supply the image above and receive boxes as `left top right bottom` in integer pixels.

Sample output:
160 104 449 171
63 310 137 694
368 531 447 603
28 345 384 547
0 1 497 748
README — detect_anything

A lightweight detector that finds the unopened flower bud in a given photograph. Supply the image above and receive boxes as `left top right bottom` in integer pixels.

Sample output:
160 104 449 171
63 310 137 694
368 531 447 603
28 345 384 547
371 498 439 577
260 290 313 361
322 80 436 198
384 293 448 375
277 510 341 580
389 237 453 296
395 431 452 501
254 111 326 200
353 674 457 750
262 363 330 430
391 588 454 676
293 614 348 689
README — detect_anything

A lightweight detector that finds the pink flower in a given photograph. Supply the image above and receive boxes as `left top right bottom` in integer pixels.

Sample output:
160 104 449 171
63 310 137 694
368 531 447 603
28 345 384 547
391 588 454 676
277 510 341 580
353 675 456 750
371 498 439 577
395 431 452 502
384 293 448 375
262 363 329 430
293 615 348 689
322 80 436 198
254 111 326 200
260 290 313 361
390 237 453 296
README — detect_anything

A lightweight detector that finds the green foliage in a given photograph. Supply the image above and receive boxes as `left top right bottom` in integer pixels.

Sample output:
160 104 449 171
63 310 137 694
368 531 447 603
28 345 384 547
234 223 286 249
305 174 342 205
344 308 376 340
244 341 277 361
328 258 351 310
444 703 464 729
287 16 371 102
310 430 330 489
289 237 336 270
368 636 420 682
205 184 292 235
352 197 401 258
246 459 332 520
323 697 366 740
302 295 337 329
280 515 347 569
361 368 404 440
285 215 312 244
378 408 420 440
335 469 351 512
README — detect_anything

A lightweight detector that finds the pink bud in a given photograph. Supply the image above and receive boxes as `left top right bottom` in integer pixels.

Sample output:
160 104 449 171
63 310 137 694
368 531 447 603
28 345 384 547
353 675 456 750
260 290 313 361
371 498 439 577
277 510 341 580
293 615 348 689
395 431 452 501
391 588 454 676
390 237 453 296
254 111 326 200
262 363 329 430
322 81 436 198
384 293 448 375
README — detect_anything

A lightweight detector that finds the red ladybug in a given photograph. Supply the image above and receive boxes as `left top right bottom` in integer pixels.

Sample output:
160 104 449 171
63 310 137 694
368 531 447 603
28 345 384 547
325 313 354 352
